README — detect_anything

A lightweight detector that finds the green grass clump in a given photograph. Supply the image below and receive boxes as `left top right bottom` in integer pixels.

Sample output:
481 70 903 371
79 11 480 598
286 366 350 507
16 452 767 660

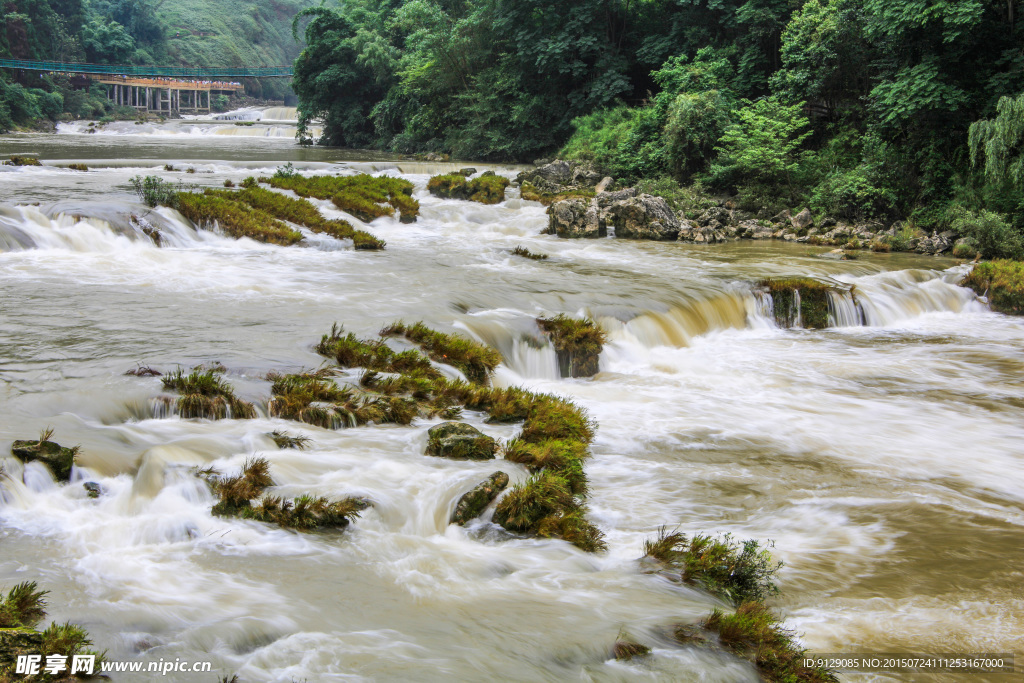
381 321 502 385
612 632 652 661
492 470 606 552
512 245 548 260
962 260 1024 315
67 163 88 172
701 602 838 683
537 315 607 378
268 369 418 428
427 173 510 204
758 277 835 329
207 457 366 531
161 367 256 420
265 173 418 223
641 528 781 605
4 156 41 166
316 324 440 378
175 192 304 246
0 583 47 629
209 186 385 250
268 430 312 450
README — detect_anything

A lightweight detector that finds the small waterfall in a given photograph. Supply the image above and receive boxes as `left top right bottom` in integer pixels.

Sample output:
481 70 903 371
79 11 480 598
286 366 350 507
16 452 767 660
602 291 754 349
457 313 561 380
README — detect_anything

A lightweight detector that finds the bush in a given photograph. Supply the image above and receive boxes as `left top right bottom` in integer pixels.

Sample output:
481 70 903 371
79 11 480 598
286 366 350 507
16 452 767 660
962 260 1024 315
810 167 898 221
130 175 181 208
951 208 1024 260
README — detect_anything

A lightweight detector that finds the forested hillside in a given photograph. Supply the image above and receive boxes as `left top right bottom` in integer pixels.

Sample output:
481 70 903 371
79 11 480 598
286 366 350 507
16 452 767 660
293 0 1024 248
0 0 309 129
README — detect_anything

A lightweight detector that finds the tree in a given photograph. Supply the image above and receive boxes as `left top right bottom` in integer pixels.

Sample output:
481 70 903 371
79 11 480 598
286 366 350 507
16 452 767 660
969 93 1024 191
714 97 811 189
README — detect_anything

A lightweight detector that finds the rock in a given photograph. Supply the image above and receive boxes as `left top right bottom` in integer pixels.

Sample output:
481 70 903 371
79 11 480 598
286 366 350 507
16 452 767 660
517 160 572 189
751 223 774 240
12 439 77 482
697 207 730 227
606 194 680 240
595 187 637 208
459 168 477 177
547 198 606 239
425 422 497 461
595 177 614 194
533 158 552 166
480 170 496 177
817 249 850 261
83 482 102 498
771 209 792 224
733 219 761 239
791 209 814 230
571 164 603 187
820 217 837 228
450 471 510 525
0 628 44 671
678 219 726 244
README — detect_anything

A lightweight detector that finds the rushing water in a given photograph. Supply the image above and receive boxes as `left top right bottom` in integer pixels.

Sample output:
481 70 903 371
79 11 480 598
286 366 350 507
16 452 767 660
1 109 1022 682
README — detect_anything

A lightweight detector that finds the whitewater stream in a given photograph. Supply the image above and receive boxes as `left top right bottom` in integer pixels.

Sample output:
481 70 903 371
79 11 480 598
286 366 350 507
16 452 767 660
1 109 1022 682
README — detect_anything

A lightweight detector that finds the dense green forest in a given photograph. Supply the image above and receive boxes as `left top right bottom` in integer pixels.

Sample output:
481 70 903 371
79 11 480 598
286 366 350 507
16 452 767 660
293 0 1024 251
0 0 310 130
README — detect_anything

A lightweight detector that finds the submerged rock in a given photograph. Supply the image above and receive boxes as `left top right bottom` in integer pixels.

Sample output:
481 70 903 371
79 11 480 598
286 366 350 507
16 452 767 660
83 482 103 498
606 194 680 240
548 198 605 239
451 471 510 525
11 439 77 482
759 277 846 329
425 422 498 460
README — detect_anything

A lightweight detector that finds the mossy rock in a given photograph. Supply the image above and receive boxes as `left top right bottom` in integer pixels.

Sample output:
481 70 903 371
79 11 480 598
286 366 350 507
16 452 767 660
425 422 497 460
759 278 836 330
537 316 607 378
427 174 469 200
0 628 44 669
427 174 509 204
4 156 41 167
11 440 77 482
451 471 510 525
962 260 1024 315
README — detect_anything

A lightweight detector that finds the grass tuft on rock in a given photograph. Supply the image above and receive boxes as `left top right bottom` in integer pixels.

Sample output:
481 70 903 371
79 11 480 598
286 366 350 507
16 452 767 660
0 583 47 629
701 602 838 683
962 260 1024 315
67 163 88 172
758 277 835 330
492 470 606 552
11 431 78 482
381 321 502 385
537 315 607 378
612 632 652 661
519 181 595 206
4 156 41 166
268 430 312 450
512 245 548 260
161 367 256 420
175 192 304 246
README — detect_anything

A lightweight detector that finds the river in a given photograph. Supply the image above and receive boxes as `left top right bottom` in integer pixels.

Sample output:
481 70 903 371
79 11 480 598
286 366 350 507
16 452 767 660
1 109 1022 682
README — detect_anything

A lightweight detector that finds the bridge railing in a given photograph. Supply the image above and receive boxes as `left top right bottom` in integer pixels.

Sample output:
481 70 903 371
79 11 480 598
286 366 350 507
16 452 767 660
0 59 293 78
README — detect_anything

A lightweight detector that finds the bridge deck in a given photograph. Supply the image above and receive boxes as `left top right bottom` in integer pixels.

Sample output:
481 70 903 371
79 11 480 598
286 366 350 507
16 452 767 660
89 76 244 91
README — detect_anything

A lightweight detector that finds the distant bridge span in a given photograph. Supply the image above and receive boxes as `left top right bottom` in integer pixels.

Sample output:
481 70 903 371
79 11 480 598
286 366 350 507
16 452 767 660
0 59 293 78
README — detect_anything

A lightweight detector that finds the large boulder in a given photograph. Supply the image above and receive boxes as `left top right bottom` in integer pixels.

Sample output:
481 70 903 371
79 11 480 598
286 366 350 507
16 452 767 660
606 194 680 240
12 438 77 482
678 219 726 244
791 209 814 231
595 187 637 208
425 422 497 461
516 160 573 191
697 207 731 228
548 198 606 239
450 471 510 525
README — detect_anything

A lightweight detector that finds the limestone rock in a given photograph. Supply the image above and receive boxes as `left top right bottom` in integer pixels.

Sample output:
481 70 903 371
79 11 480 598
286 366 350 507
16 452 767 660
12 439 77 482
425 422 497 461
548 198 606 239
459 168 477 177
595 177 614 194
678 219 726 244
450 471 510 525
0 628 44 670
595 187 637 208
791 209 814 230
606 194 680 240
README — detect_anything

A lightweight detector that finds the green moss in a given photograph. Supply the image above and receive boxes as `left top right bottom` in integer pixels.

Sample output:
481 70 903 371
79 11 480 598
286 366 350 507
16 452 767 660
492 470 606 552
512 245 548 260
701 602 837 683
962 260 1024 315
427 174 510 204
66 163 88 172
316 324 440 378
520 181 595 206
451 471 510 525
175 192 304 246
381 321 503 385
4 156 41 166
0 583 47 629
537 315 607 378
265 173 418 223
425 422 498 460
758 277 834 329
11 433 78 483
162 367 257 420
641 528 781 605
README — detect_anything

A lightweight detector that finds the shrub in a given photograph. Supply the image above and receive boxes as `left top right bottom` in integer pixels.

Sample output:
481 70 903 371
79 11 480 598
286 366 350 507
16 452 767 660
0 582 48 628
129 175 181 208
962 260 1024 315
810 167 898 221
951 208 1024 260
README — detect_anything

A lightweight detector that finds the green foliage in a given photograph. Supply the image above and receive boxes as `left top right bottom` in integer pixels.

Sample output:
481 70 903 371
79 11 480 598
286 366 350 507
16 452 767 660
381 321 502 385
162 366 257 420
0 583 48 629
427 173 509 204
951 208 1024 260
264 173 418 223
175 192 305 246
713 97 811 191
536 315 607 378
970 93 1024 191
129 175 180 208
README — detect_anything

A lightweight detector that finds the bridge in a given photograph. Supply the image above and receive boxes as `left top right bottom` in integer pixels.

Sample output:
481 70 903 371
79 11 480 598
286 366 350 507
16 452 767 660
0 59 293 78
0 59 293 113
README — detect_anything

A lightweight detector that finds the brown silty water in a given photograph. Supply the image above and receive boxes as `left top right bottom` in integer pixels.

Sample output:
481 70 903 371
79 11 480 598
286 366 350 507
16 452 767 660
0 113 1022 681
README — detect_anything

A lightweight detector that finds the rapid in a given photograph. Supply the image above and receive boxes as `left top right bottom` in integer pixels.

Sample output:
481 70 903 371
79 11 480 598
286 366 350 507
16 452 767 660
1 108 1022 682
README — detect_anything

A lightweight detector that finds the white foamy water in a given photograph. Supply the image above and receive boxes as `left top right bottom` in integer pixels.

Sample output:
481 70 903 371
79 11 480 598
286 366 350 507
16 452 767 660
1 148 1022 682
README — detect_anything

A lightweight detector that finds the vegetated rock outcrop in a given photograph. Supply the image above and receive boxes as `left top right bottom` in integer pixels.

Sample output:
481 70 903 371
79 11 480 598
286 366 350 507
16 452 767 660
536 315 607 378
758 277 857 329
450 471 510 525
962 260 1024 315
11 431 78 482
427 173 511 204
532 159 956 253
425 422 498 460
